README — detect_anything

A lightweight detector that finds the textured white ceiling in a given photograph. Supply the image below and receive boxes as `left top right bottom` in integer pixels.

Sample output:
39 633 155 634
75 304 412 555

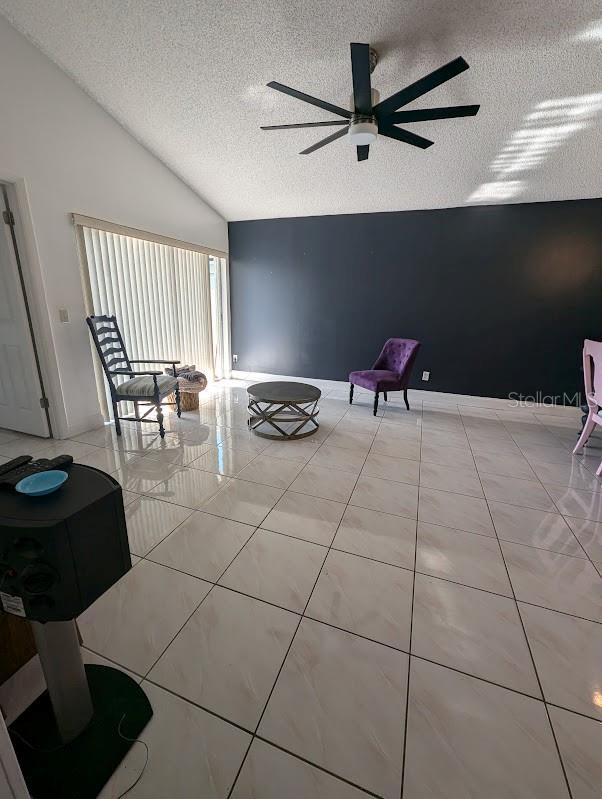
1 1 600 220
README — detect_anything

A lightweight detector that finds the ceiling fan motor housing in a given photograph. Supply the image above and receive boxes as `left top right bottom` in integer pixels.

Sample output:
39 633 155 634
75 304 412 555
348 115 378 145
348 88 379 145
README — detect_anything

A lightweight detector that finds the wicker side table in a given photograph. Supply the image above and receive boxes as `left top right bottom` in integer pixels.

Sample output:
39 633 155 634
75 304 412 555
172 390 200 411
167 373 207 412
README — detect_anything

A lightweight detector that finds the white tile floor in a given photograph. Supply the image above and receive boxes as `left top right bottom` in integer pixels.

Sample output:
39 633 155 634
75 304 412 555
2 378 602 798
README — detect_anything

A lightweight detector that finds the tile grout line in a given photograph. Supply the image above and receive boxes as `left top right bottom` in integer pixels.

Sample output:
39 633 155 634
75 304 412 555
490 418 601 573
134 547 602 713
131 439 302 563
399 400 422 799
420 412 602 577
138 510 264 682
140 531 602 628
509 587 575 798
86 587 602 733
227 393 384 798
251 735 382 798
458 404 575 799
256 496 602 564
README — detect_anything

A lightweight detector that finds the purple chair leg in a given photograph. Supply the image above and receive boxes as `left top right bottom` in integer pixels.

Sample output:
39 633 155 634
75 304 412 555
404 388 410 410
384 391 388 401
373 393 379 416
349 384 354 405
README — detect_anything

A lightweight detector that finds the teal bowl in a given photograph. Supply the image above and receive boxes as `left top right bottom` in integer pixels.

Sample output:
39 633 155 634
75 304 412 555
16 470 69 496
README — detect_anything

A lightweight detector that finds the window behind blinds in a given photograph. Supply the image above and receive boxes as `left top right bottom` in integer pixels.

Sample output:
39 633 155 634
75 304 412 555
77 222 229 417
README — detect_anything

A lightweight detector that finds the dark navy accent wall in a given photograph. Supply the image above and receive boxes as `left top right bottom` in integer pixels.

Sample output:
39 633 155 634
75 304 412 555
228 198 602 400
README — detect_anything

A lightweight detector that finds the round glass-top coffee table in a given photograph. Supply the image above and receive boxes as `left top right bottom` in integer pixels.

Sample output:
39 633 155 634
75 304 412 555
247 381 321 439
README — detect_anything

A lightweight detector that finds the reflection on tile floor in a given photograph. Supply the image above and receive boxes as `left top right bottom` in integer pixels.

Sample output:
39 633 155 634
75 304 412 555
2 377 602 797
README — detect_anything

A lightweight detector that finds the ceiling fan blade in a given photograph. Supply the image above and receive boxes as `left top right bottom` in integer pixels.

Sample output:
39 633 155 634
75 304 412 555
267 81 351 119
388 104 480 123
374 57 470 117
300 127 348 155
350 43 372 115
261 120 350 130
357 145 369 161
379 125 433 149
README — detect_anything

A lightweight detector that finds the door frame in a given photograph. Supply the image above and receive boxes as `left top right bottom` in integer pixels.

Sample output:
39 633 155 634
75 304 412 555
1 184 51 436
0 177 62 438
0 715 28 799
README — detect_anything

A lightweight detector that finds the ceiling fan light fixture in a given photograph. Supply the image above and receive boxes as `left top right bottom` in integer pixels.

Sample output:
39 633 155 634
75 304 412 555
348 118 378 145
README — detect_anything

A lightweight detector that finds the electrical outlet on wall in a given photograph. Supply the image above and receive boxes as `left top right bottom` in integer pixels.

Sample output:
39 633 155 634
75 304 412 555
58 308 69 323
232 354 238 364
422 371 430 381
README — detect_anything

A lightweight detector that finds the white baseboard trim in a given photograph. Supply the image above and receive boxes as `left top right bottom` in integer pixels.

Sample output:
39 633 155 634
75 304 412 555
232 369 345 392
231 371 580 416
61 411 105 439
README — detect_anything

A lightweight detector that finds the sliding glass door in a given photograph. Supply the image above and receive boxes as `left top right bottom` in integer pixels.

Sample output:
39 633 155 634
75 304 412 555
76 219 229 418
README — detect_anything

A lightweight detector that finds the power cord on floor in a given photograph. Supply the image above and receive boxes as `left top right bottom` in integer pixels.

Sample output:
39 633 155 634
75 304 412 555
116 712 149 798
9 710 149 798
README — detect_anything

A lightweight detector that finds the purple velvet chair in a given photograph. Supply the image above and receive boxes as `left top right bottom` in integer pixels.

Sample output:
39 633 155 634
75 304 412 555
349 338 421 416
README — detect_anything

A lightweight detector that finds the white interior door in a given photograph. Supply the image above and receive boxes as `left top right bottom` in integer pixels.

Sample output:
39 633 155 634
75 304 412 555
0 199 50 437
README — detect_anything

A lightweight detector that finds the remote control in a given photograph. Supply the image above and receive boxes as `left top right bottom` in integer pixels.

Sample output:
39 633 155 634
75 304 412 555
47 454 74 471
0 455 74 488
0 455 32 477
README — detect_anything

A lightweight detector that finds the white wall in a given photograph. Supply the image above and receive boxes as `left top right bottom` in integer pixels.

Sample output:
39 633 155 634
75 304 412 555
0 16 227 437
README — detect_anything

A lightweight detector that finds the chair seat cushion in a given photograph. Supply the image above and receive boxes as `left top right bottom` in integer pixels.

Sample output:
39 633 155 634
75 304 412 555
349 370 402 392
116 374 177 398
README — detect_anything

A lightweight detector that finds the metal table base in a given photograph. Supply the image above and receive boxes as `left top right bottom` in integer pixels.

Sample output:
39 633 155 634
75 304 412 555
247 382 322 440
247 397 320 439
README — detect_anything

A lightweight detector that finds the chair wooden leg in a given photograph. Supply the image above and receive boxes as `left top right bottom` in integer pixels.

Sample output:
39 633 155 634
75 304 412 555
349 384 354 405
153 382 165 438
156 403 165 438
134 401 140 419
112 401 121 435
404 388 410 411
373 393 379 416
175 383 182 418
384 391 388 402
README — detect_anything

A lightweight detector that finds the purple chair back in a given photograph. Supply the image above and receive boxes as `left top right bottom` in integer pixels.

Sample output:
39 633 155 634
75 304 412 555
372 338 421 386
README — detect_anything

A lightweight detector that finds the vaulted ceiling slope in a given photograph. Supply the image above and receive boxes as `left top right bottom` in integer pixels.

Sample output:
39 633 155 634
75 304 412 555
1 1 600 220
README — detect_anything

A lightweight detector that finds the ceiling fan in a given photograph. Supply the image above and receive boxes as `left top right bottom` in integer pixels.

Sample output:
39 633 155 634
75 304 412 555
261 43 479 161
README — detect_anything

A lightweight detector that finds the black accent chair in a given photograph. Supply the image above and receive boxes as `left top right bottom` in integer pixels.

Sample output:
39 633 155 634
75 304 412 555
86 314 181 438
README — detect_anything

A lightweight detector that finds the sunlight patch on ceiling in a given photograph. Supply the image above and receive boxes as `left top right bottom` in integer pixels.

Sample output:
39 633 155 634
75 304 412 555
467 93 602 203
467 181 525 203
574 19 602 42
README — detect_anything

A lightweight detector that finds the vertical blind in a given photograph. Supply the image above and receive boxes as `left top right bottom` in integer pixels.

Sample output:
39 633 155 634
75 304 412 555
209 255 231 380
79 224 229 415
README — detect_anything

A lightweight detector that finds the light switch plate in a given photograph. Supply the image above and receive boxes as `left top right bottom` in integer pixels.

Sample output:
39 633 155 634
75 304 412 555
59 308 69 323
422 371 430 381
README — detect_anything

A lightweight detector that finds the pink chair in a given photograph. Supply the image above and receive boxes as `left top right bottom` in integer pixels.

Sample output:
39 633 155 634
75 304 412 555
573 339 602 476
